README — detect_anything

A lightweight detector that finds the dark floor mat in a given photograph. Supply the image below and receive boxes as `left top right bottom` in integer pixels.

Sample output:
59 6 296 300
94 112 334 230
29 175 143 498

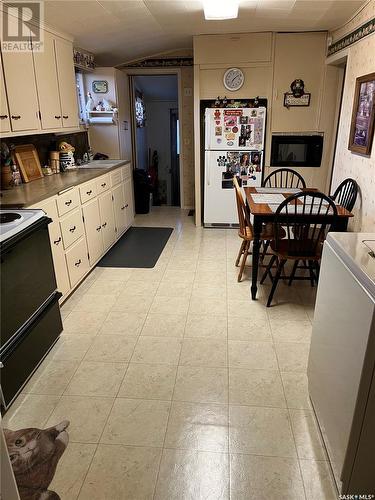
97 227 173 268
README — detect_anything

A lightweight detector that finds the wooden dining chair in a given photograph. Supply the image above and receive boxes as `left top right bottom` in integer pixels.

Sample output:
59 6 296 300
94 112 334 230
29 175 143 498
330 178 358 212
233 177 279 282
260 191 338 306
262 168 306 189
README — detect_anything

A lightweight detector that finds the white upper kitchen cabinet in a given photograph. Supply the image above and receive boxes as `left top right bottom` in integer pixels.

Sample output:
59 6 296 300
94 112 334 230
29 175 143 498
33 30 63 130
54 37 79 129
1 17 40 132
0 56 11 133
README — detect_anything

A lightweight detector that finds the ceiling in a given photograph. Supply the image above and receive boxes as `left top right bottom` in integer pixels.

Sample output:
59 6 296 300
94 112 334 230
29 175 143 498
134 75 178 101
43 0 367 66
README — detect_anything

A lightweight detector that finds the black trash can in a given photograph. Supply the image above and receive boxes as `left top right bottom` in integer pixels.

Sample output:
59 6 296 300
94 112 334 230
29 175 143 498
134 169 152 214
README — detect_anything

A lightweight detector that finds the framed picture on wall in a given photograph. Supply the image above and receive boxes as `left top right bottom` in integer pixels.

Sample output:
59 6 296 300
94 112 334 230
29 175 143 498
92 80 108 93
348 72 375 155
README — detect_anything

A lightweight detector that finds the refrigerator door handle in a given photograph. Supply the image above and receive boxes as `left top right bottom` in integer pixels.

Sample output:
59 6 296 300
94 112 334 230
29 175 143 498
205 151 211 186
205 109 211 150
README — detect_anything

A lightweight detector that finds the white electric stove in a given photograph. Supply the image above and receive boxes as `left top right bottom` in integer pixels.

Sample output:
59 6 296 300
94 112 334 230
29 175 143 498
0 209 45 243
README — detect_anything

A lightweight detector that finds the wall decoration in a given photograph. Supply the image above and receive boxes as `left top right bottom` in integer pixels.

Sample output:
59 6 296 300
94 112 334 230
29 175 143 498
92 80 108 94
284 93 311 108
4 421 70 500
135 91 146 128
348 72 375 155
73 48 95 71
121 57 193 68
327 17 375 56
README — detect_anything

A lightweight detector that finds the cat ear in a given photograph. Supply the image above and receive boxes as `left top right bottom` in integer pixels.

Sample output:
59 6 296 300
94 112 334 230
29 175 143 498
55 420 70 433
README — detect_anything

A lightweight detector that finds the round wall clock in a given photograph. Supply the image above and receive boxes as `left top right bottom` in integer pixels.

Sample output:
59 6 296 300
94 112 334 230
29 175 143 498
223 67 245 91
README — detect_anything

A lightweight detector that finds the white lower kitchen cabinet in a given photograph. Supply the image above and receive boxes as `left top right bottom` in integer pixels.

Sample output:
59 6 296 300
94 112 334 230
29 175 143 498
82 199 104 266
29 165 133 302
38 198 71 298
112 183 127 237
99 190 116 251
123 177 135 228
65 238 90 288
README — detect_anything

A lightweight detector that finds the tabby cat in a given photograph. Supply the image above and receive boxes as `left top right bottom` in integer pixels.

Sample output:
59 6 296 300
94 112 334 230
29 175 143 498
4 420 70 500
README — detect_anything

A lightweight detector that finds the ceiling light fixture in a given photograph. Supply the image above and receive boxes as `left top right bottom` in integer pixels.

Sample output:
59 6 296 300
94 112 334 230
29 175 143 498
203 0 239 20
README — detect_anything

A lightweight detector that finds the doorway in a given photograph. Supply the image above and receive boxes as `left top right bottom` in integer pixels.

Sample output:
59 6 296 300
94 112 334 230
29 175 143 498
131 74 180 207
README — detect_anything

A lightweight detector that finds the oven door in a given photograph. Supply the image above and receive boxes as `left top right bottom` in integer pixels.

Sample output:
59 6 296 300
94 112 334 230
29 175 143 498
0 217 57 350
0 291 62 409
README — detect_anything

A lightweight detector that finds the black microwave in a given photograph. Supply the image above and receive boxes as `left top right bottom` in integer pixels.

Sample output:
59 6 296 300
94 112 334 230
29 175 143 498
270 135 323 168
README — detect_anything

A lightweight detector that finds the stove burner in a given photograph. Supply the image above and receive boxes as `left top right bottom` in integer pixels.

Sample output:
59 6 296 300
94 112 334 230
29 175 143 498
0 212 23 224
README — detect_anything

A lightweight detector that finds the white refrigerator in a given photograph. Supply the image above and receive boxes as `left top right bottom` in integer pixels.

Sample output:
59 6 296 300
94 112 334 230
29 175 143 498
204 106 266 227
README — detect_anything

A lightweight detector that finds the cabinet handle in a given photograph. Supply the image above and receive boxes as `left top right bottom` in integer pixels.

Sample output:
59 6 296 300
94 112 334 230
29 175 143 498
101 183 107 187
65 200 72 206
102 222 107 228
69 225 76 232
63 115 69 119
55 115 61 119
96 226 101 232
86 190 92 195
125 204 129 208
74 259 81 267
53 236 62 245
121 205 125 210
0 115 8 119
11 115 21 120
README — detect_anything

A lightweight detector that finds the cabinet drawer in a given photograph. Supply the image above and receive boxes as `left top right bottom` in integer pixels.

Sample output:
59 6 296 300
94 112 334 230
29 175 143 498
79 180 97 204
65 237 89 288
122 164 132 180
60 208 84 249
56 188 79 216
110 168 122 187
96 174 110 194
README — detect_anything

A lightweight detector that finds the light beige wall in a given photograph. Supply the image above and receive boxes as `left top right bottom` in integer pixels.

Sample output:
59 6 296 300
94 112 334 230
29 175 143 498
84 68 121 158
329 4 375 232
194 31 340 224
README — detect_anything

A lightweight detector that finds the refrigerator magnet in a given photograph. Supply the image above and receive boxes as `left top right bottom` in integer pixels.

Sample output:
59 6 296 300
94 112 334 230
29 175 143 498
226 132 235 140
217 138 222 144
227 141 234 146
232 126 238 133
224 127 231 133
240 116 249 124
251 151 261 165
239 137 246 147
215 126 222 136
215 120 221 125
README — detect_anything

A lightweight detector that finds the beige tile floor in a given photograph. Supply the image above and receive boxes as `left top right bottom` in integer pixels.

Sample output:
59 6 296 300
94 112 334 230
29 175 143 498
3 207 338 500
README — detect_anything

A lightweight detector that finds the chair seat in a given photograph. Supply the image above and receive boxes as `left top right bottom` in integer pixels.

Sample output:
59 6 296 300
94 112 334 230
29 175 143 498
270 239 322 260
239 222 285 241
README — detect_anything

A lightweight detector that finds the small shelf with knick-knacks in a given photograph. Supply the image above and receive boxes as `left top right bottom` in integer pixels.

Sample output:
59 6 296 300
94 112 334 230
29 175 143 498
86 92 118 124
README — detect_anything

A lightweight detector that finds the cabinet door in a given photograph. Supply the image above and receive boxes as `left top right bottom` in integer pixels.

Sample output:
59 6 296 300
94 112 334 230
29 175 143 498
82 198 103 265
112 183 127 237
99 190 116 250
1 17 40 132
33 30 63 129
0 56 11 133
54 37 79 129
123 177 134 228
34 198 70 297
49 220 71 296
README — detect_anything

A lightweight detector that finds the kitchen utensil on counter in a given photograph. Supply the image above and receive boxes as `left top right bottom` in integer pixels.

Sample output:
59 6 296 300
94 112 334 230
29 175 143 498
49 151 60 173
12 144 43 183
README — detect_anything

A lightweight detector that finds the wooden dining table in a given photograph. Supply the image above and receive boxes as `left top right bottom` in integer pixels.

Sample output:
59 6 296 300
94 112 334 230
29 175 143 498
243 186 354 300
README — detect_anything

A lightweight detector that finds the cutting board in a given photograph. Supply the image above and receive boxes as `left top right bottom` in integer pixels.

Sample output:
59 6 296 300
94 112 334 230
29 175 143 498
12 144 43 183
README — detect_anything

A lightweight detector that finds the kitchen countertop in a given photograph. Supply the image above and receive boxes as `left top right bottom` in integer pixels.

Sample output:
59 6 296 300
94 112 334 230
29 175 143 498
0 160 130 208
